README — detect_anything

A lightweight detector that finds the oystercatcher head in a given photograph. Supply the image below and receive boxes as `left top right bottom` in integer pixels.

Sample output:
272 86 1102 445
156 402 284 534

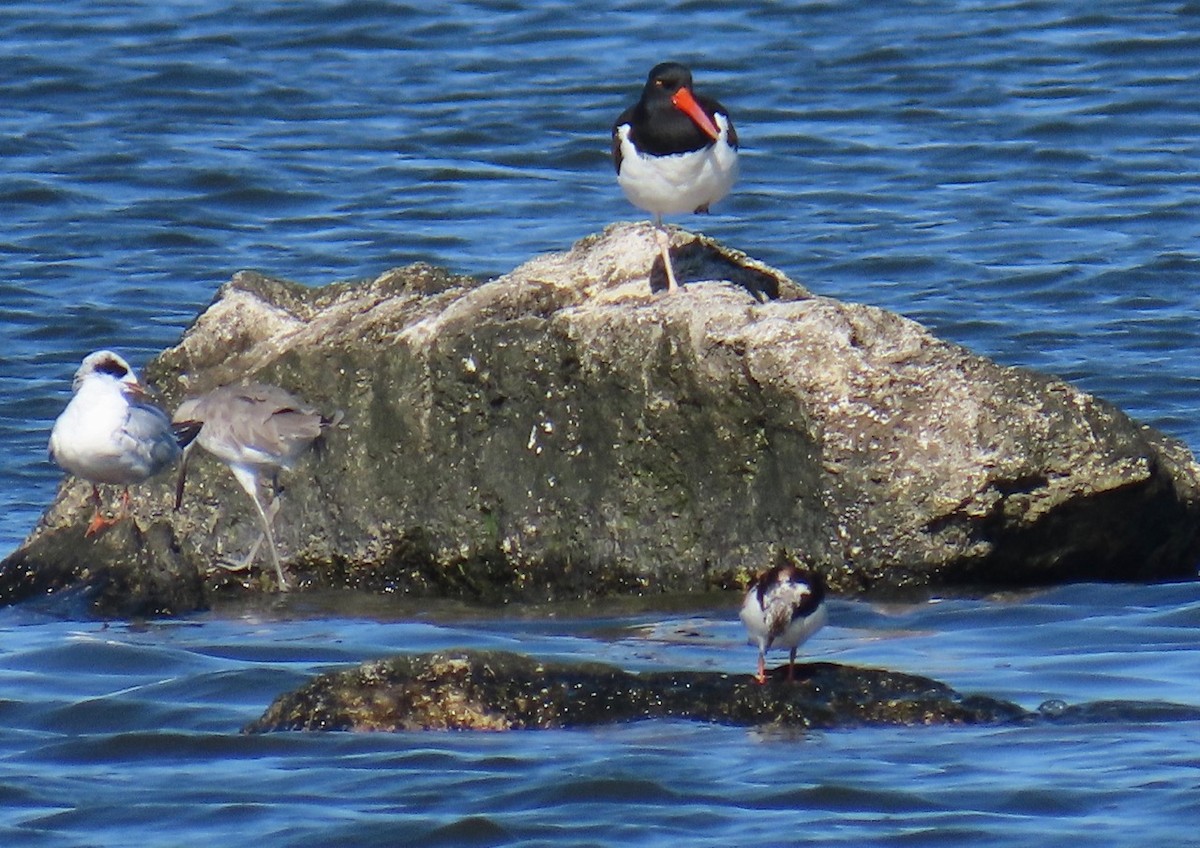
739 559 827 684
612 62 739 291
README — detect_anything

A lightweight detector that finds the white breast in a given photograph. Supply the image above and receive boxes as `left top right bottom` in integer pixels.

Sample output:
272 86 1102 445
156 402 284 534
49 379 175 485
616 115 738 217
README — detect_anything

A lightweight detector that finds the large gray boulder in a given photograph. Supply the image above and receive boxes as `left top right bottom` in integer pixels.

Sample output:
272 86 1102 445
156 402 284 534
4 222 1198 614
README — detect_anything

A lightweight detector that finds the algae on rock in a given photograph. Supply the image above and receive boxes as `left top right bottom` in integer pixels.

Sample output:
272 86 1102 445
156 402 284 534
244 650 1029 732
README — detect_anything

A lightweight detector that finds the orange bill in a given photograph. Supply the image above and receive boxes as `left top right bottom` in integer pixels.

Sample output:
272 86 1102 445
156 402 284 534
671 87 721 141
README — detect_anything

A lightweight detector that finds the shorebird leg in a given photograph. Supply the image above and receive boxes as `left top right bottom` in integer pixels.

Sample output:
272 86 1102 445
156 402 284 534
230 465 290 592
653 216 680 292
787 648 798 683
754 650 768 685
229 496 282 575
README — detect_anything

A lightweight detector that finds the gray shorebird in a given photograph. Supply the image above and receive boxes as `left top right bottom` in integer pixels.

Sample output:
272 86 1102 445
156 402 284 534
172 383 338 591
48 350 182 536
612 62 739 291
739 561 827 684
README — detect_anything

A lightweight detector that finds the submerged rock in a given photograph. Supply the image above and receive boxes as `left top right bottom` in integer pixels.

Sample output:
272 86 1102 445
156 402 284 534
4 223 1200 614
243 650 1028 732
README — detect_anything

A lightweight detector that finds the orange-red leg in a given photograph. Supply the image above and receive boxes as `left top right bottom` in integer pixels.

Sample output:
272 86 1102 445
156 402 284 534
754 651 768 685
84 486 131 537
84 485 110 536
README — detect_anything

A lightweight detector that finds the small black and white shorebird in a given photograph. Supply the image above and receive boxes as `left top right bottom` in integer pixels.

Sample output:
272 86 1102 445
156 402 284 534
172 383 339 591
612 61 739 292
48 350 182 536
739 559 827 684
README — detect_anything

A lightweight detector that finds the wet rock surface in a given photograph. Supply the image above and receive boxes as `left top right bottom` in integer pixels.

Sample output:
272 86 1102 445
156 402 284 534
243 650 1030 732
245 649 1200 733
4 223 1200 615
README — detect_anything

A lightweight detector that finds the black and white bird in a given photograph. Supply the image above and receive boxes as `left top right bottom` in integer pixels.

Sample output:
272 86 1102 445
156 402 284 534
612 62 738 292
739 560 827 684
48 350 182 536
172 383 338 591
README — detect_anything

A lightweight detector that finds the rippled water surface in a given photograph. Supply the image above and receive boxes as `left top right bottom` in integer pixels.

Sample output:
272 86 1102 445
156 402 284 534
2 586 1199 846
2 0 1199 844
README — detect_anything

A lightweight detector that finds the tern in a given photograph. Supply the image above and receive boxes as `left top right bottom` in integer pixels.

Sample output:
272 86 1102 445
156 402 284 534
48 350 182 536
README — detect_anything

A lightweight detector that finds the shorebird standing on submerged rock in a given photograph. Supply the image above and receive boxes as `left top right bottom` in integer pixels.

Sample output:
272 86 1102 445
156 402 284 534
612 62 739 292
48 350 183 536
739 557 828 684
172 383 339 591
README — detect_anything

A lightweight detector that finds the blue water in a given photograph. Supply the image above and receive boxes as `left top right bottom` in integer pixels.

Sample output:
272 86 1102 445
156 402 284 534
2 0 1199 844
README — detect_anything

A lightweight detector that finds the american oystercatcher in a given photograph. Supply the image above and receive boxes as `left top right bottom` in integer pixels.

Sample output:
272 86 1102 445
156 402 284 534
739 559 827 684
612 62 739 291
48 350 183 536
172 383 339 591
